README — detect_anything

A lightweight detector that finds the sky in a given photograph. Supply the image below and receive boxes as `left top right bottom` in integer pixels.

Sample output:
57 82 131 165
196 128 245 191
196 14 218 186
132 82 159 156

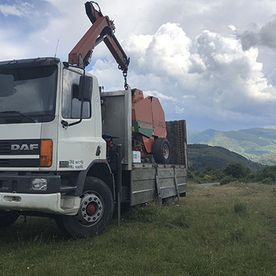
1 0 276 130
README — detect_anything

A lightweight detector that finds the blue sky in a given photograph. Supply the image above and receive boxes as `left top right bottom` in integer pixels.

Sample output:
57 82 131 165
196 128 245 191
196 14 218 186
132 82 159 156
1 0 276 131
0 1 57 36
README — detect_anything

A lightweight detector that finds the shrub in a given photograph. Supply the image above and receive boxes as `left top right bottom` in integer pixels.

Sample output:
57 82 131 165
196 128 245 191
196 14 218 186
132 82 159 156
220 176 235 185
255 166 276 183
262 177 274 184
224 163 249 179
187 169 205 184
233 202 247 214
188 168 224 183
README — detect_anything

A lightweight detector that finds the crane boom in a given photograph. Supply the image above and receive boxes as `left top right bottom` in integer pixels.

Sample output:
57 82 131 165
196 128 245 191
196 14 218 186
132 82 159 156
68 1 130 79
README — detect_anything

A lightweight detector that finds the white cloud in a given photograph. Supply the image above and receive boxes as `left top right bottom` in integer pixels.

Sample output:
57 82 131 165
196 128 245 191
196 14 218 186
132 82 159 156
125 23 193 78
92 23 276 129
194 30 275 103
0 3 33 17
143 90 175 102
228 25 237 32
0 5 23 17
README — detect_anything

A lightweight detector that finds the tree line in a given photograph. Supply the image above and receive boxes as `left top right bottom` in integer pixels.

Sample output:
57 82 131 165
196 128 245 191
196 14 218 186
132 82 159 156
188 163 276 185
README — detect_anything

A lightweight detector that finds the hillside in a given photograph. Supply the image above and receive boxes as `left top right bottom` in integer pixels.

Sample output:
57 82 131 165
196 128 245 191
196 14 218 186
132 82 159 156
188 144 262 171
189 128 276 165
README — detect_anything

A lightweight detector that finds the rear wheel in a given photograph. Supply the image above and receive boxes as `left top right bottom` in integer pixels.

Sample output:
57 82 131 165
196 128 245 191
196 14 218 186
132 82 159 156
56 177 114 239
152 138 171 164
0 211 19 227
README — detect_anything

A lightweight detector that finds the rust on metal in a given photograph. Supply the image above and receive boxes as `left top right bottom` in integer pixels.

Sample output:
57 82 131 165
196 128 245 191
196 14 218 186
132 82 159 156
68 1 130 76
68 17 108 67
132 88 167 154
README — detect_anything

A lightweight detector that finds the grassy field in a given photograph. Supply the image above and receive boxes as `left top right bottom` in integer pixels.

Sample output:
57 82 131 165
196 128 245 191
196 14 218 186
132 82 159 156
0 183 276 276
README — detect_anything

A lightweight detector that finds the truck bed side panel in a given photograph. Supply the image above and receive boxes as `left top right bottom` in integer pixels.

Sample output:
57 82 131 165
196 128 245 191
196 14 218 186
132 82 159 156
131 167 156 206
130 165 186 206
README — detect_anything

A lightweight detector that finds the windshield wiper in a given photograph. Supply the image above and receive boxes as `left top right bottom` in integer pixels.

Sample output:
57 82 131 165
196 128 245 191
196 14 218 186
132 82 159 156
0 111 36 123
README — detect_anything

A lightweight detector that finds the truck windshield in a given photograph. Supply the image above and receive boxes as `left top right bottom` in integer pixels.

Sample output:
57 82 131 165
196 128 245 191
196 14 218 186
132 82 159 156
0 65 57 124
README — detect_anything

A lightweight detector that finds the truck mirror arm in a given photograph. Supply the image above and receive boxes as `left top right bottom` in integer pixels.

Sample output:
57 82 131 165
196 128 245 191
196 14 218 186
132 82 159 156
61 116 83 129
61 72 87 129
61 109 84 128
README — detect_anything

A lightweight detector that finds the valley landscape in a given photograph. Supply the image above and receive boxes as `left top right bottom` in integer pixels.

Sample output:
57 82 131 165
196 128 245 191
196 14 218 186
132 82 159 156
189 128 276 166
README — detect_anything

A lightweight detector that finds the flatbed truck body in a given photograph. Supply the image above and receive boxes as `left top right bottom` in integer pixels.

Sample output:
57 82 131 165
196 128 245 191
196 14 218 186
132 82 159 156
101 90 187 206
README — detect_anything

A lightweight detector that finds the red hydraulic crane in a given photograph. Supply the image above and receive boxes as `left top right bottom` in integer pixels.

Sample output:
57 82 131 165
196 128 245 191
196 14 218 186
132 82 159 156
69 1 170 164
68 1 130 89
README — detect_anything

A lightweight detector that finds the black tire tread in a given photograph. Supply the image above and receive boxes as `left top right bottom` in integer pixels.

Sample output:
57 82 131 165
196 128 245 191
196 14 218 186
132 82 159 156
152 138 171 164
56 177 114 239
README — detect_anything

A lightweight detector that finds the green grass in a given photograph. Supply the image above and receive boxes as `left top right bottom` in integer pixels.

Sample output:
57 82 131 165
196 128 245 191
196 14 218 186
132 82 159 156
0 183 276 275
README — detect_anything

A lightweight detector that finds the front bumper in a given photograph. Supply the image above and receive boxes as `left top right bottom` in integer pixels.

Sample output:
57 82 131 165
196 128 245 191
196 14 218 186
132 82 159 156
0 173 80 215
0 193 80 215
0 173 61 194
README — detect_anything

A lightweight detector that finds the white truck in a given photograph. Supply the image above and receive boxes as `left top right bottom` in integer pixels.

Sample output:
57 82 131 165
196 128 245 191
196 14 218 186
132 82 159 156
0 2 187 238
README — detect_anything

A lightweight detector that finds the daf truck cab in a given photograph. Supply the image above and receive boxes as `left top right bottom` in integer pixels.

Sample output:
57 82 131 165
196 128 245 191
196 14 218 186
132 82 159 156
0 58 116 238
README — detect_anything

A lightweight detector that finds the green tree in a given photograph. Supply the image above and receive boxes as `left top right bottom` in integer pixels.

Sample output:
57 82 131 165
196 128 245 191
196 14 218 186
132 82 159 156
223 163 249 179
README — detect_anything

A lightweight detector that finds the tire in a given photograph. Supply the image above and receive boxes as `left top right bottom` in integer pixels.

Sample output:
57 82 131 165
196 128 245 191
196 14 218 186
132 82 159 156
152 138 171 164
56 177 114 239
0 211 19 227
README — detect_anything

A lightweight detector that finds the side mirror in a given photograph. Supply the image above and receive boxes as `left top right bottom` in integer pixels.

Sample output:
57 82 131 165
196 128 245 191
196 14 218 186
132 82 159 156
79 75 93 101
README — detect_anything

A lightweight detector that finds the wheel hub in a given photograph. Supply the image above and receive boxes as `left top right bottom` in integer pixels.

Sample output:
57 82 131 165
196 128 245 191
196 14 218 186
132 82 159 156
79 193 104 224
86 202 97 216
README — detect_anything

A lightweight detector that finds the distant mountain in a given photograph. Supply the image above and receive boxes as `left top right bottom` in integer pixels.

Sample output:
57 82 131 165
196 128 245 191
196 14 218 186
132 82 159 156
189 128 276 165
188 144 262 171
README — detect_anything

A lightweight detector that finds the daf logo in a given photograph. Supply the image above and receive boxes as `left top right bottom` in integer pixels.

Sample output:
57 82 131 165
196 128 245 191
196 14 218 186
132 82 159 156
11 144 39 151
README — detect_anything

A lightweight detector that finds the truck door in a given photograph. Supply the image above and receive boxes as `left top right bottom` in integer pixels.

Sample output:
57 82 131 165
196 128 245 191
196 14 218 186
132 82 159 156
57 68 104 171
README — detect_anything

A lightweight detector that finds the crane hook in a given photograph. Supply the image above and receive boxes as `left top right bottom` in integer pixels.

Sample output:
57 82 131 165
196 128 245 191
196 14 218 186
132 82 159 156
123 71 129 90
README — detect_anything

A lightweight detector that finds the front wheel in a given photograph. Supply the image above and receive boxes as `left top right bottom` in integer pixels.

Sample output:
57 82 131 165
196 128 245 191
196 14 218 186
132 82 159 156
56 177 114 239
0 211 19 227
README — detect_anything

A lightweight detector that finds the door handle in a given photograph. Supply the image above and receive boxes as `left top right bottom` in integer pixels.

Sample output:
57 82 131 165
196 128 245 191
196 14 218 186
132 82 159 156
96 146 101 156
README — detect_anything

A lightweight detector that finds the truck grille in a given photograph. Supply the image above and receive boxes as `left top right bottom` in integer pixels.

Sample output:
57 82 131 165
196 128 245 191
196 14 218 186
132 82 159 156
0 159 40 167
0 140 40 155
0 159 9 166
0 140 40 168
0 141 12 155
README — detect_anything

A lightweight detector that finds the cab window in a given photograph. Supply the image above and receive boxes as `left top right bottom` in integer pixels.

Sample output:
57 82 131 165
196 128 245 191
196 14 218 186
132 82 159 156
62 69 91 119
